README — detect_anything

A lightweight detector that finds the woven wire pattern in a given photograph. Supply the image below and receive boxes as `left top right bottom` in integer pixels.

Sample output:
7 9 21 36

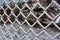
0 0 60 40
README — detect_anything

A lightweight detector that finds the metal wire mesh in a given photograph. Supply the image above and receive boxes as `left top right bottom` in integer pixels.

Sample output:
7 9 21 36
0 0 60 40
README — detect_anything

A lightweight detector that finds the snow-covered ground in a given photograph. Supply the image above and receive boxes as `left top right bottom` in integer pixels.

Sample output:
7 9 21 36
0 23 60 40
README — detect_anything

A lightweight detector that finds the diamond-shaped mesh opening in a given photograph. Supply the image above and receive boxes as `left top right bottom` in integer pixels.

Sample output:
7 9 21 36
2 2 7 9
21 6 30 17
9 14 15 22
27 0 36 9
17 28 25 38
17 1 25 9
0 8 4 15
5 32 12 40
39 0 52 8
8 2 15 9
13 7 20 16
5 8 11 15
5 23 11 30
13 21 20 30
32 23 43 34
13 34 20 40
21 22 30 32
26 30 36 40
18 14 25 24
46 23 60 37
26 14 36 25
1 25 7 33
33 23 41 28
8 27 16 35
2 14 7 21
47 3 60 18
39 14 52 27
33 5 43 17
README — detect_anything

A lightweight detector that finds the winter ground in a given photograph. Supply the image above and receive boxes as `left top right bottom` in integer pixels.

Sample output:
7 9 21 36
0 22 60 40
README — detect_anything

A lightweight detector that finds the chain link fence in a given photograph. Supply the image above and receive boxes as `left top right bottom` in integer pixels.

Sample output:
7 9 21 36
0 0 60 40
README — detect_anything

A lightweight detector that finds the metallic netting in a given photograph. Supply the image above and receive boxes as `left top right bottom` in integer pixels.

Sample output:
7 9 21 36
0 0 60 40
